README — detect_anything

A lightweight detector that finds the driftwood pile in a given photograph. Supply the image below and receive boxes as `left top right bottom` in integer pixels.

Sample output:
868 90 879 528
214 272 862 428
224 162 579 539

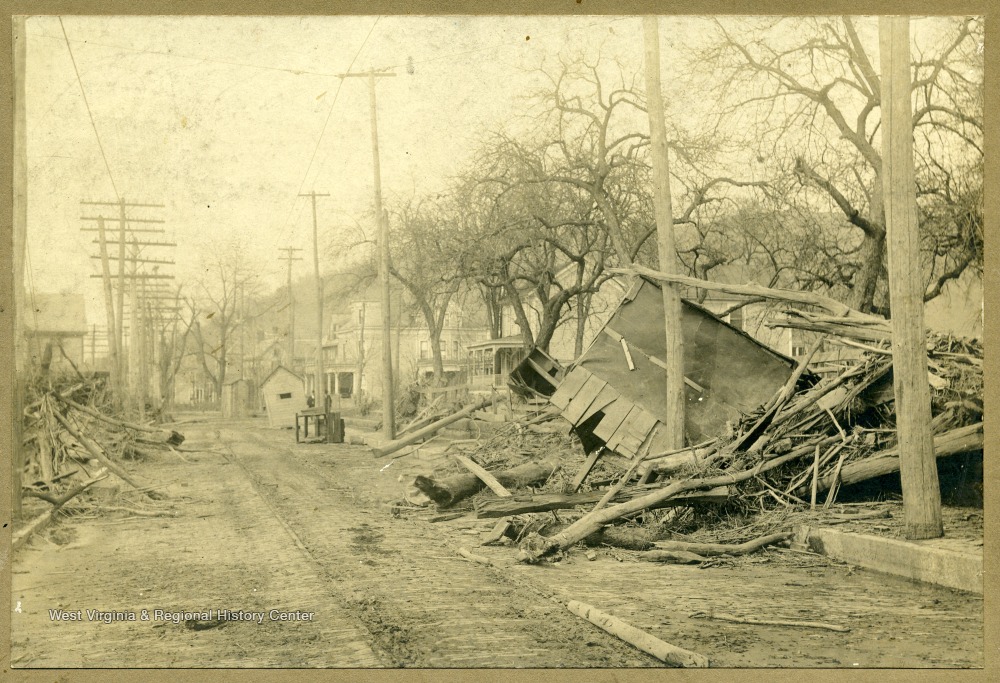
395 330 982 566
16 378 184 546
513 332 982 562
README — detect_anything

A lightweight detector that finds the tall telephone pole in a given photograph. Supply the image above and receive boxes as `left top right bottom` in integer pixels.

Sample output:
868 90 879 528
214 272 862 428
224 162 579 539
879 16 942 539
338 67 397 438
278 246 303 368
643 16 686 449
299 191 330 403
82 198 168 411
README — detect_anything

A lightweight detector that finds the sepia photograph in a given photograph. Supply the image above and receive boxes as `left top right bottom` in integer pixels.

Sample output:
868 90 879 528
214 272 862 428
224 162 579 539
7 9 986 671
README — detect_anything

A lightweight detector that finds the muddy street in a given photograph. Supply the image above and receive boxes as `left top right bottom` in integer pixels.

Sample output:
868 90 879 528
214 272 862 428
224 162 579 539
11 416 983 669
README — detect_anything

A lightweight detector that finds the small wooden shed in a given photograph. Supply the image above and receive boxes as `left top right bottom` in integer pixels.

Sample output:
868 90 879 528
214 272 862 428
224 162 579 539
261 366 306 428
221 375 255 419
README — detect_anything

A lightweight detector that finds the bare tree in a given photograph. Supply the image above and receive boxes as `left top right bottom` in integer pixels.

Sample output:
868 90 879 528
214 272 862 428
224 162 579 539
700 16 983 313
187 240 261 399
385 198 465 384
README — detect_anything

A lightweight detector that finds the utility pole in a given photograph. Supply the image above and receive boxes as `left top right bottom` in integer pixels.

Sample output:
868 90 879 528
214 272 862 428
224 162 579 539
278 246 303 369
643 16 686 450
338 67 397 439
879 16 942 540
81 198 167 411
299 191 330 404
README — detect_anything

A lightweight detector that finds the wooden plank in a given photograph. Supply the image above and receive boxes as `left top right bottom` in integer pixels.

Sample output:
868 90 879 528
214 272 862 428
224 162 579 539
620 410 661 458
578 384 620 425
550 367 591 410
605 405 642 453
526 357 560 387
568 448 604 493
452 454 513 498
592 399 635 442
563 375 608 425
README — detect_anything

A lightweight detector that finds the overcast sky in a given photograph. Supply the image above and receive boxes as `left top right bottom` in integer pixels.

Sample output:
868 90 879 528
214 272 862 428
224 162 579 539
26 14 688 327
22 15 965 328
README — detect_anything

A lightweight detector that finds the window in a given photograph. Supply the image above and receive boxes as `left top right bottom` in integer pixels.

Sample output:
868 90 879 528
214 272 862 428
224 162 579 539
452 340 459 359
791 345 808 357
419 340 429 360
278 392 292 399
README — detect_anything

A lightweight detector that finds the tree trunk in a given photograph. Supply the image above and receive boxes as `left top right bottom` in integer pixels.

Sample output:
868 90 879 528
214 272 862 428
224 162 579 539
414 457 560 508
852 175 887 313
475 485 729 518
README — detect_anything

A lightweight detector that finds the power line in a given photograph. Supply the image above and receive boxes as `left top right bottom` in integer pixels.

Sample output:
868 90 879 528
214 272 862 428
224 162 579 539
58 17 120 201
274 16 381 247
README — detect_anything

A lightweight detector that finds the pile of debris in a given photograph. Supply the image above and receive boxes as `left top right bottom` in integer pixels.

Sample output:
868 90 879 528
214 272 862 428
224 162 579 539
16 377 184 547
382 277 982 567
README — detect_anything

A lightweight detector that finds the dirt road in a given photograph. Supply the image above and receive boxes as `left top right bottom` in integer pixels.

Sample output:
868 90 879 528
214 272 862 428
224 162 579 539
10 416 984 668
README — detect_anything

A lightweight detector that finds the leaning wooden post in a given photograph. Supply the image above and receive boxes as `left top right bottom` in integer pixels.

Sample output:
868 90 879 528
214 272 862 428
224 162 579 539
878 16 942 539
643 16 685 450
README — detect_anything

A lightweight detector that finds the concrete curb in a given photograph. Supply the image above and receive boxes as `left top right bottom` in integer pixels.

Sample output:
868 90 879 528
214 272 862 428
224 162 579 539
793 525 983 594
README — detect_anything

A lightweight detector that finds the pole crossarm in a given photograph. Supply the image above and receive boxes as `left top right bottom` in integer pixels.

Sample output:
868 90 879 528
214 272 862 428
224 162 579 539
91 239 177 247
80 200 165 207
81 216 165 223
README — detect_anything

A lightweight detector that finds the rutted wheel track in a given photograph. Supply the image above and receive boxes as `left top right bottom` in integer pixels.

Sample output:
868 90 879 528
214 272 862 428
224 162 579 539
220 425 657 668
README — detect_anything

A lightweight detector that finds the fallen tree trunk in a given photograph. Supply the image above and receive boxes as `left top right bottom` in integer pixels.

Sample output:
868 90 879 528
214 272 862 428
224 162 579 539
452 454 513 498
795 423 983 497
414 458 560 508
690 611 850 633
637 442 720 477
585 526 660 551
476 485 730 519
566 600 708 667
372 395 500 458
649 532 791 558
519 449 806 561
57 395 184 444
616 264 883 324
13 469 109 551
51 409 161 499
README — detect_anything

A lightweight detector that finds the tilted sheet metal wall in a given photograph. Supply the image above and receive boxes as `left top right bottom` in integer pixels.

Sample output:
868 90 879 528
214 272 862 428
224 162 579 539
560 277 796 448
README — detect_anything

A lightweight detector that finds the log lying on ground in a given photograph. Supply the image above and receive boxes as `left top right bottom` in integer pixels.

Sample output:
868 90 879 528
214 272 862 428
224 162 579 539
794 423 983 497
636 442 720 477
414 457 560 508
372 395 500 458
690 611 850 633
13 469 109 551
452 454 512 498
519 449 806 561
648 532 791 559
585 526 660 551
476 485 730 518
567 600 708 668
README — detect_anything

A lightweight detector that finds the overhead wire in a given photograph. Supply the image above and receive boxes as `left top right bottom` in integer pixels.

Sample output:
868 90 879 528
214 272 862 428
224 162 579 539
273 15 382 248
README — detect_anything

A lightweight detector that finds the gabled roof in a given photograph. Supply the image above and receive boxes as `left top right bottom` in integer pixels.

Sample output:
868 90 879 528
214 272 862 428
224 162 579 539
261 365 303 386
